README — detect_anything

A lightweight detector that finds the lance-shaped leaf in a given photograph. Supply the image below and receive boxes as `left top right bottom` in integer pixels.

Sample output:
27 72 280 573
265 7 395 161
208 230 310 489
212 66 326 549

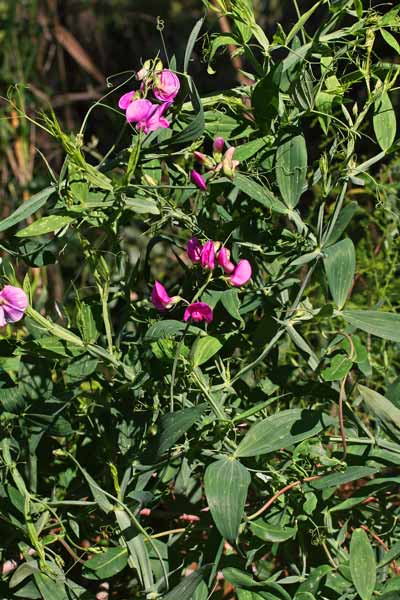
204 458 250 542
155 404 207 458
350 528 376 600
235 409 331 457
373 91 396 151
323 238 355 309
275 133 307 208
342 310 400 343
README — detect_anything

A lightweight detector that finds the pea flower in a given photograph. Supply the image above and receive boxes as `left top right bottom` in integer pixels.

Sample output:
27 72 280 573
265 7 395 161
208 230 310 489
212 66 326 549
230 259 252 287
201 240 216 270
138 102 171 134
216 146 240 178
217 247 235 274
187 237 203 263
191 170 207 191
153 70 180 102
0 285 29 326
193 151 214 169
183 302 213 324
151 281 180 311
118 91 136 109
213 137 225 154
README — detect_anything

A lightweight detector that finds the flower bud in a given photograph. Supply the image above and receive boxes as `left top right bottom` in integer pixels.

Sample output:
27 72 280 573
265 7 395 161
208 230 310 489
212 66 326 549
191 170 207 191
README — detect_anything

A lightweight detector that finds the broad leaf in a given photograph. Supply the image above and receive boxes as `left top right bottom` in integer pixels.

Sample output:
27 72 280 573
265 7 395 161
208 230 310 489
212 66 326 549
235 409 330 457
275 133 307 208
163 566 208 600
350 528 376 600
234 173 286 213
323 238 355 309
309 466 377 490
84 546 128 579
249 521 297 543
373 91 396 151
358 385 400 430
16 215 74 238
191 335 223 368
204 458 250 541
155 404 206 457
342 310 400 343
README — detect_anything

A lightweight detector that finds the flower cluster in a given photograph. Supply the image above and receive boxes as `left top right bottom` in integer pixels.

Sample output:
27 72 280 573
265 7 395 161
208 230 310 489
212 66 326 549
0 285 28 327
151 238 252 324
118 61 180 134
191 137 240 191
187 237 252 287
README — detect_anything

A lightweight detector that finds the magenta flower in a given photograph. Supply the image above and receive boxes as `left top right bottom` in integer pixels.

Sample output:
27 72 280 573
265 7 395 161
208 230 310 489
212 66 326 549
151 281 179 311
218 247 235 274
126 99 154 123
139 102 171 134
191 170 207 191
118 91 136 109
187 237 203 263
230 259 252 287
153 70 180 102
201 240 216 270
0 285 28 326
183 302 213 324
213 137 225 154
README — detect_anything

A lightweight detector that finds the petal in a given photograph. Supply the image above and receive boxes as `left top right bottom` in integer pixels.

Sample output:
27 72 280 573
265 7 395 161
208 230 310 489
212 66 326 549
0 286 29 315
118 91 135 109
126 99 154 123
230 259 252 286
0 306 6 327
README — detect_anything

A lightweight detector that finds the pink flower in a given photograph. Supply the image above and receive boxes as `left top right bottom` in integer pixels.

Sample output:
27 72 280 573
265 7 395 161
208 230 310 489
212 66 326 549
230 259 252 287
191 170 207 191
201 240 215 270
187 237 203 263
126 99 154 123
218 247 235 274
215 146 240 178
136 67 149 81
151 281 179 311
138 102 171 134
118 91 135 109
0 285 28 326
183 302 213 324
213 137 225 154
153 70 180 102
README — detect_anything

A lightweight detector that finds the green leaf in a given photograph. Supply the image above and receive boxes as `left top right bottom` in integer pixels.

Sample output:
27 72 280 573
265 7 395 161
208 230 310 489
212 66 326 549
64 355 98 383
380 29 400 55
84 546 128 578
285 0 323 45
0 186 54 233
33 573 69 600
235 409 330 458
325 201 358 246
342 310 400 343
275 133 307 208
234 173 286 213
163 566 208 600
373 91 396 151
155 404 206 457
184 17 205 73
220 289 244 326
309 466 378 490
191 335 223 368
234 137 270 162
204 458 250 542
124 196 160 214
358 385 400 430
323 238 355 309
321 353 352 381
296 565 331 595
16 215 74 238
353 0 362 18
350 528 376 600
145 320 201 341
378 540 400 568
249 521 297 543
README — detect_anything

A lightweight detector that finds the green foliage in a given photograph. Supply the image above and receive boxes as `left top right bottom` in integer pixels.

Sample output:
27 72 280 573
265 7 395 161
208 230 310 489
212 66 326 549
0 1 400 599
